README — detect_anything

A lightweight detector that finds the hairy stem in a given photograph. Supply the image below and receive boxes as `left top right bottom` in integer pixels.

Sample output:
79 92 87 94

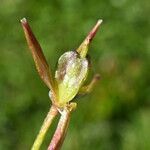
47 108 71 150
31 105 58 150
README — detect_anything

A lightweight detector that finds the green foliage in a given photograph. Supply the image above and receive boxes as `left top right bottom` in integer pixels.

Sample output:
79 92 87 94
122 109 150 150
0 0 149 149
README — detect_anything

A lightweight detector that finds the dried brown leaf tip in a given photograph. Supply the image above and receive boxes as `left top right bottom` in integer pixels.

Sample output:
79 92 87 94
21 18 102 108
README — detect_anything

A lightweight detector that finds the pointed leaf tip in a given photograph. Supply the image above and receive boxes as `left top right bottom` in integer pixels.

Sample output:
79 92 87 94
88 19 103 42
76 19 103 58
20 18 27 24
97 19 103 25
21 18 56 95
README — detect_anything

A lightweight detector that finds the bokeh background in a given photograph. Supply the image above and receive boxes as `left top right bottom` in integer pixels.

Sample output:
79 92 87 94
0 0 150 149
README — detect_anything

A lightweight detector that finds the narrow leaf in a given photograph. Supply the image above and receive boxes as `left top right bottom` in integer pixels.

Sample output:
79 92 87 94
20 18 55 93
76 19 103 58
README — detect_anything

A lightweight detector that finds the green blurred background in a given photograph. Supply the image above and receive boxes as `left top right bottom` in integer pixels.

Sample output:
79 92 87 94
0 0 149 149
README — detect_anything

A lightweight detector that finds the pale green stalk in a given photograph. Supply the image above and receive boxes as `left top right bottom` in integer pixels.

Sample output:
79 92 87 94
31 105 58 150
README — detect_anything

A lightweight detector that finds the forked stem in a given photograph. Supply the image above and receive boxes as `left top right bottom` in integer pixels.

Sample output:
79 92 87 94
31 105 58 150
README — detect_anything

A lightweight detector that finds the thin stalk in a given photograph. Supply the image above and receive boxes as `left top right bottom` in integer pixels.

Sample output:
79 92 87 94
31 105 58 150
47 108 71 150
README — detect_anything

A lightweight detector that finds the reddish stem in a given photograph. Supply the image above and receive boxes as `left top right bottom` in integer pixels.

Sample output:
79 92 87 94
47 108 71 150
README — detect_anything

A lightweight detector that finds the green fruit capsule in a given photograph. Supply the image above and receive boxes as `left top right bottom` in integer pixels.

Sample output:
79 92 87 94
55 51 88 106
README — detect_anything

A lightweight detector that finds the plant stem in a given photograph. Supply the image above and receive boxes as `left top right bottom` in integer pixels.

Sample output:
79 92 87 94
31 105 58 150
47 107 71 150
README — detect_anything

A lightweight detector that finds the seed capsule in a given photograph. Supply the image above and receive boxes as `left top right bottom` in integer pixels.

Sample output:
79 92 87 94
55 51 88 106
